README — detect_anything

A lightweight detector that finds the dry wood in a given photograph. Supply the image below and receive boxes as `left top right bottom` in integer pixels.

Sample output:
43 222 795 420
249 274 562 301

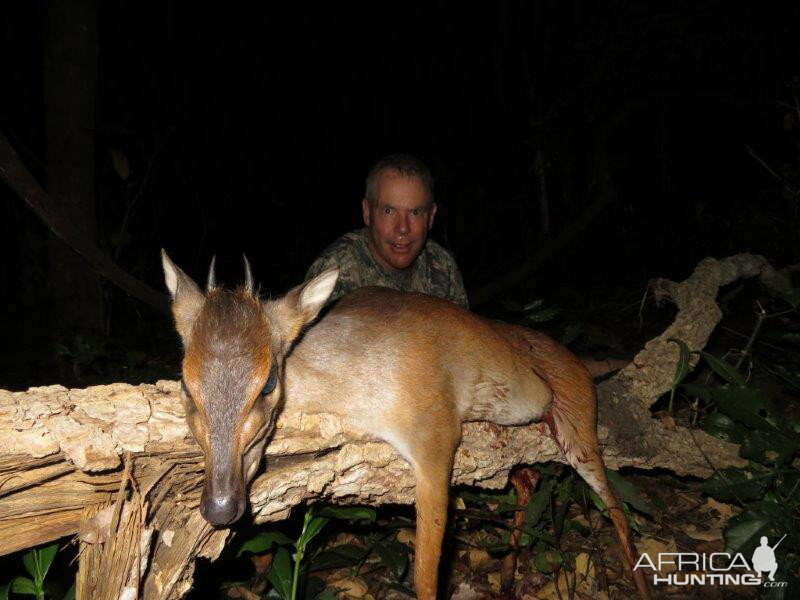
0 253 783 598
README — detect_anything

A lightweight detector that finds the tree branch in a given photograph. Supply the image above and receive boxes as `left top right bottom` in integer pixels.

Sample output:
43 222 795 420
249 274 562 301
0 253 784 598
0 130 169 315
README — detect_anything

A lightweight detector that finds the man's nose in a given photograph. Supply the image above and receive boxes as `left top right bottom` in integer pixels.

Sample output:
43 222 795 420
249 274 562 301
395 213 411 234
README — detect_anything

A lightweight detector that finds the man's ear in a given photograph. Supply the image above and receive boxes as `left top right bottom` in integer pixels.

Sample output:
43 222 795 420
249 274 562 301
161 249 205 344
362 197 372 227
427 201 438 230
264 269 339 349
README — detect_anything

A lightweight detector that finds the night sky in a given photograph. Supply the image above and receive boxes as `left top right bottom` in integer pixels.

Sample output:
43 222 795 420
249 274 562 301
2 2 799 387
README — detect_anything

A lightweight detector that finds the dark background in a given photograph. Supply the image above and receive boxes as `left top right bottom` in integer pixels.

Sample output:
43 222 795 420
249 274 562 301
2 1 799 389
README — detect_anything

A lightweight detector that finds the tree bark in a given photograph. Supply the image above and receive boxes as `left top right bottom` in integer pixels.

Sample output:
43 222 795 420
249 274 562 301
0 254 783 598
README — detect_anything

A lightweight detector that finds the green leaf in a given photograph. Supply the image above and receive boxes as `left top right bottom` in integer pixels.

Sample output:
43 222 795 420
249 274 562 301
701 468 767 503
267 547 293 600
301 576 326 600
522 299 545 312
681 383 712 402
724 501 783 554
301 517 329 548
0 583 9 600
776 469 800 498
524 479 552 528
458 489 517 506
739 429 800 465
559 323 583 346
38 544 58 581
553 476 574 536
699 352 746 386
314 590 339 600
236 531 294 557
700 413 748 444
517 523 557 545
11 577 37 596
606 470 655 516
482 529 511 554
63 583 76 600
534 550 563 573
650 495 668 512
668 339 692 411
710 386 778 432
585 488 640 533
525 308 561 323
775 286 800 308
562 518 590 537
308 544 368 572
315 506 376 522
22 550 38 581
493 502 524 515
373 541 409 580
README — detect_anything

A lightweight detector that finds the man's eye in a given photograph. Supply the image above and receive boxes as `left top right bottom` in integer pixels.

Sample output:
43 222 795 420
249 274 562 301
383 207 392 215
262 366 277 396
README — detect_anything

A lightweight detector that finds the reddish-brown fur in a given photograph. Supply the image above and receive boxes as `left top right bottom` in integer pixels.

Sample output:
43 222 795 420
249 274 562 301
161 254 649 599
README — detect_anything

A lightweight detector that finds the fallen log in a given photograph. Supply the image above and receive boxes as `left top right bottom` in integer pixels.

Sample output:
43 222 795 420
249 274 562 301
0 253 783 599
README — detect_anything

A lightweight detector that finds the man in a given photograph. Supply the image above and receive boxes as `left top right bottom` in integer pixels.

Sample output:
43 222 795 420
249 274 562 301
305 154 468 308
306 154 624 378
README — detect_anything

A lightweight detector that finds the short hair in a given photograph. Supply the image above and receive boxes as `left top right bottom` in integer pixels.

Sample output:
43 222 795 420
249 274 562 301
365 154 434 204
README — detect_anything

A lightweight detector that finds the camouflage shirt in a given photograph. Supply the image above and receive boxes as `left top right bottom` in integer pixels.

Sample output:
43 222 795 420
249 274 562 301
305 228 469 308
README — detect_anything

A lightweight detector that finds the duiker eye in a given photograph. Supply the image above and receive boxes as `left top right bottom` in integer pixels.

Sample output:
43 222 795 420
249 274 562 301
261 366 277 396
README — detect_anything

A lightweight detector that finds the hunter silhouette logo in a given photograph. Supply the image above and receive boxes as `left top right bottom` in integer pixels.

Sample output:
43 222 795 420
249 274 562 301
751 535 785 582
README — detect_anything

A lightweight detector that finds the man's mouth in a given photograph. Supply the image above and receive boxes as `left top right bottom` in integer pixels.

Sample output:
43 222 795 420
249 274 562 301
389 241 413 253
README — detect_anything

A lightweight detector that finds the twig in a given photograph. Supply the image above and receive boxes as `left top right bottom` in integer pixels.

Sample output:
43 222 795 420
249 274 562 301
720 326 784 353
686 427 746 508
637 286 649 334
744 145 786 184
110 452 133 534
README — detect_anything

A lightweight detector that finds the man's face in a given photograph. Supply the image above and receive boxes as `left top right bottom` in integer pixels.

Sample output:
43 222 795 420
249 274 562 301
362 169 437 272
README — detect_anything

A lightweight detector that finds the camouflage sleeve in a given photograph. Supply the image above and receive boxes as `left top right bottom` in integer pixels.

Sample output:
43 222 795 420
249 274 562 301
304 253 337 282
305 236 368 305
424 239 470 309
305 253 347 305
448 264 469 309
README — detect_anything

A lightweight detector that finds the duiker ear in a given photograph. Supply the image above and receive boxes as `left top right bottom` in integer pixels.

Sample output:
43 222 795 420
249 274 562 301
161 249 205 343
265 269 339 347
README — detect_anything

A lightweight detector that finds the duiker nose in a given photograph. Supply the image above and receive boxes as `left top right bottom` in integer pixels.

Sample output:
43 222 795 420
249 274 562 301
200 493 244 526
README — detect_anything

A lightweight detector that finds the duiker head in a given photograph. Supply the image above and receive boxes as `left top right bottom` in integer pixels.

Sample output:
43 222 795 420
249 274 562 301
161 250 337 526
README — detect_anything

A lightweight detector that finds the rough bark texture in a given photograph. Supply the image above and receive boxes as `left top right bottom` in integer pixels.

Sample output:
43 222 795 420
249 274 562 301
0 253 783 599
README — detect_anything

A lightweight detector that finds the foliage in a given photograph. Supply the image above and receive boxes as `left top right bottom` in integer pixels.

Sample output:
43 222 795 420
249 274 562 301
0 544 73 600
670 321 800 597
454 462 652 582
231 504 416 599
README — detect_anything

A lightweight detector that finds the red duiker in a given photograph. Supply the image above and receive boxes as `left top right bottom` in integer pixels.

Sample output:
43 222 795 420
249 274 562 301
161 251 649 600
